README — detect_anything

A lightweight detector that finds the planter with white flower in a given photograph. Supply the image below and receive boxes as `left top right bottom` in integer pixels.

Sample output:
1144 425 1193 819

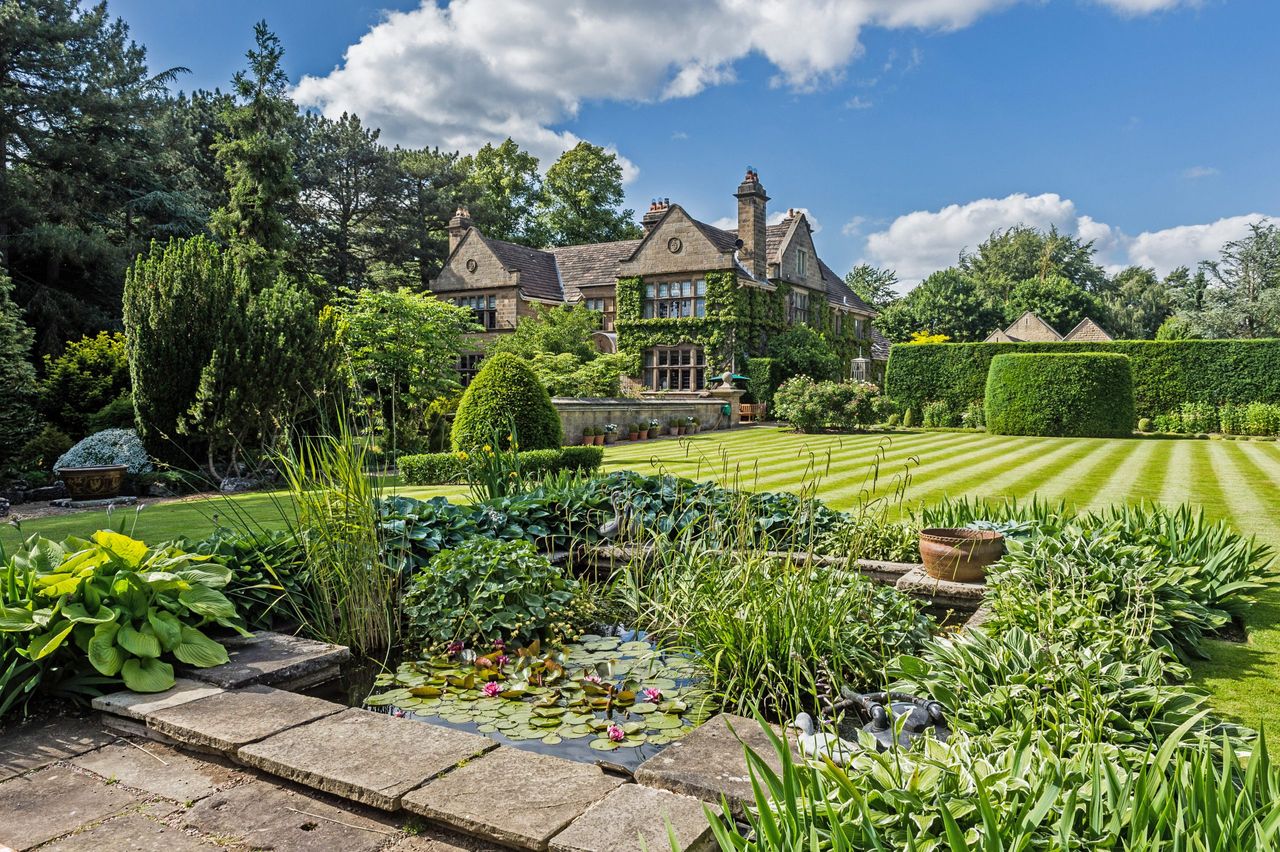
54 428 153 501
603 423 619 444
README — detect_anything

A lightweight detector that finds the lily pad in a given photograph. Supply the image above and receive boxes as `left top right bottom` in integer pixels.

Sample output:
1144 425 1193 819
589 738 620 751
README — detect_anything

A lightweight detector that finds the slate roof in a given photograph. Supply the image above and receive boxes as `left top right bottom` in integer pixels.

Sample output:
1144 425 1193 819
1064 317 1114 342
689 218 742 254
870 327 891 361
481 235 563 302
549 240 642 301
722 221 790 262
819 259 875 314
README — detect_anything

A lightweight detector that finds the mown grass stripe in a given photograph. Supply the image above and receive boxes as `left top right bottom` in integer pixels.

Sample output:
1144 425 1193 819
909 435 1074 503
1235 442 1280 491
1205 442 1280 539
1184 440 1237 529
1122 438 1175 506
951 437 1108 503
1157 440 1198 510
750 432 977 492
1035 438 1139 510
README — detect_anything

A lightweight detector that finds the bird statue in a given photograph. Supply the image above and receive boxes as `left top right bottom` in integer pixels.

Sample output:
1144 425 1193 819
598 490 642 541
790 713 859 767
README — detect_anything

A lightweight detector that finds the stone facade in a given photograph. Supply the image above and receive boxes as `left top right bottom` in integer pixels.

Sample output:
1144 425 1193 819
985 310 1114 343
553 394 741 441
428 168 889 390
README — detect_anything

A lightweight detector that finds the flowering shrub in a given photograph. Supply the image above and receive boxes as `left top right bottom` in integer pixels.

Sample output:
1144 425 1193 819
402 537 592 651
54 428 152 473
773 377 880 432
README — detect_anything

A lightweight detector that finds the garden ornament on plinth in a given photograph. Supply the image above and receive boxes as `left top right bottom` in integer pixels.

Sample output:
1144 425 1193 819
830 689 950 751
790 712 858 766
598 490 642 541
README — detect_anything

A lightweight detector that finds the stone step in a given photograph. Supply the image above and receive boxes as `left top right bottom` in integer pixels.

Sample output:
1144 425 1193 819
145 684 345 755
549 783 717 852
183 630 351 690
402 745 623 849
237 707 497 811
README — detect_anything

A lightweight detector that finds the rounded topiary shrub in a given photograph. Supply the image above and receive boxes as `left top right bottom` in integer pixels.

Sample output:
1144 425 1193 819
985 353 1135 438
451 353 562 451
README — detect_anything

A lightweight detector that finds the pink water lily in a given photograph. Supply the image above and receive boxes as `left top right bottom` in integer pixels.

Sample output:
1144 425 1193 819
482 682 502 697
446 641 464 656
496 655 511 668
642 688 663 703
607 724 625 743
583 673 603 685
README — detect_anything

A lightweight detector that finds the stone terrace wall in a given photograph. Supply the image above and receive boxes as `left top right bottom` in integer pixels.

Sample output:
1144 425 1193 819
553 396 733 443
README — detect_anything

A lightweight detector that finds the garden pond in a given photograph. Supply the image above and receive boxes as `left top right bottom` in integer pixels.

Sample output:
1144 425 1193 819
358 628 713 773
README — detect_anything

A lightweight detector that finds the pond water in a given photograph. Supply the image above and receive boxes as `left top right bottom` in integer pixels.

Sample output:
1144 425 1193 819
358 628 712 774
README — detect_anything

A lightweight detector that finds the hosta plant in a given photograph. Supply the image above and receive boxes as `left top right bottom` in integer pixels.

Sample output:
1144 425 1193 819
1 531 246 694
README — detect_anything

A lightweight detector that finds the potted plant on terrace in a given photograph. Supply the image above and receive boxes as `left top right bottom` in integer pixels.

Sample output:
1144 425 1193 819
685 415 697 434
604 423 619 444
627 423 640 441
637 422 650 440
648 418 661 437
667 418 681 437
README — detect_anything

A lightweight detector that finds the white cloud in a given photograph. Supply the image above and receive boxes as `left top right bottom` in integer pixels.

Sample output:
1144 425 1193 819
670 130 689 141
861 192 1275 285
842 215 869 237
294 0 1181 170
845 95 874 109
1182 165 1219 179
1093 0 1200 14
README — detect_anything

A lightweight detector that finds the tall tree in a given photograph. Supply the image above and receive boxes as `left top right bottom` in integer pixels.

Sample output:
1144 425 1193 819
537 142 641 246
874 269 1003 343
1006 275 1103 336
1192 221 1280 339
295 112 398 292
462 138 543 245
0 0 196 357
1104 266 1172 340
383 147 473 289
961 225 1110 304
208 21 299 281
488 304 603 362
844 264 899 309
0 269 40 467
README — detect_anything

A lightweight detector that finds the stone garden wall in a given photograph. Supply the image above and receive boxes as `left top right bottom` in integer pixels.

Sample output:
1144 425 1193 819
552 395 737 443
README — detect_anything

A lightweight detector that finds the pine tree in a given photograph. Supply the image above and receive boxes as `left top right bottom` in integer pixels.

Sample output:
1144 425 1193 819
0 269 41 468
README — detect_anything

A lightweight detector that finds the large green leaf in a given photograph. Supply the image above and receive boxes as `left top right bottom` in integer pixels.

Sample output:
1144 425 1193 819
172 626 230 669
178 585 236 619
173 563 233 589
88 622 124 676
117 622 162 658
0 607 36 632
121 657 175 693
147 609 183 652
35 572 83 597
27 621 75 660
61 602 117 625
93 531 149 568
111 579 150 619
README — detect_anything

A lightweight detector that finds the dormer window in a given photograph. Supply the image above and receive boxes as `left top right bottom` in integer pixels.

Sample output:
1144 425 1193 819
796 250 808 278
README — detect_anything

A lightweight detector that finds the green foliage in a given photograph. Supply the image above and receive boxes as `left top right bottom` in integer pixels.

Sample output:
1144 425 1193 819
886 338 1280 418
962 224 1110 300
333 287 477 452
1156 314 1200 340
190 529 307 633
400 446 603 486
960 400 985 429
462 137 544 245
843 264 899 310
1152 401 1280 436
490 303 603 362
1006 273 1103 335
773 377 879 432
922 399 959 428
537 142 641 246
746 357 781 406
615 541 932 721
19 426 73 472
1105 266 1173 340
526 352 629 397
38 332 131 438
403 537 588 651
1138 416 1153 432
86 393 136 434
985 352 1135 437
208 21 299 280
901 407 916 428
1187 221 1280 339
0 271 41 470
451 353 562 451
0 531 245 705
874 268 1003 343
766 325 839 381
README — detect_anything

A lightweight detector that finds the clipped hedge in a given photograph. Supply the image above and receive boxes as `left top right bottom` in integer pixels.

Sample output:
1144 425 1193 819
747 357 781 406
985 353 1134 438
885 339 1280 418
400 445 603 485
450 352 561 451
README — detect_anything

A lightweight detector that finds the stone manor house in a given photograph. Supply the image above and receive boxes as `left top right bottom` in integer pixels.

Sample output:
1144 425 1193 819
430 169 887 392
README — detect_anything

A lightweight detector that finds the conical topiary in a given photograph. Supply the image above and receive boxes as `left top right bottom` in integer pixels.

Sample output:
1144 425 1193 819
450 352 562 451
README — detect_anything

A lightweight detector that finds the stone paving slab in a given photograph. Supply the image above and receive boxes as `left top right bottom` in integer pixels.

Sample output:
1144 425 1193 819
549 784 716 852
634 713 791 817
403 746 623 849
181 778 401 852
387 838 490 852
0 716 116 781
147 685 344 755
37 813 230 851
238 707 497 811
72 740 249 802
895 566 986 607
182 630 351 690
0 765 143 851
92 678 225 721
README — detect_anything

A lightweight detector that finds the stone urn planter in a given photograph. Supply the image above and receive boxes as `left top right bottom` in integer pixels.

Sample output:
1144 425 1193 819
919 528 1004 583
57 464 128 501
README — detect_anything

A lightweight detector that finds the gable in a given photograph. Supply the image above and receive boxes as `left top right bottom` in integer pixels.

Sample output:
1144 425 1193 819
1005 312 1062 342
775 216 826 291
621 205 736 277
433 230 515 293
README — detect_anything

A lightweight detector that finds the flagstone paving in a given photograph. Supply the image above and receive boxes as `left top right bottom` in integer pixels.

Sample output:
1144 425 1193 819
548 784 716 852
237 707 497 810
146 684 343 754
184 631 351 690
90 678 224 722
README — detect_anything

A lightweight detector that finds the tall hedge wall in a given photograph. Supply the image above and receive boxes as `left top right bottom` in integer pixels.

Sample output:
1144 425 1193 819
985 353 1135 438
885 339 1280 418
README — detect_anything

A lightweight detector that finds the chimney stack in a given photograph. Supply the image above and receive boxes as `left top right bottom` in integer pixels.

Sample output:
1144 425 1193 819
641 198 670 234
447 206 473 254
734 168 768 280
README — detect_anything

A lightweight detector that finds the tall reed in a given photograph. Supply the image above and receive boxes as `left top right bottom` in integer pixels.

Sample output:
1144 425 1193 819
276 419 398 654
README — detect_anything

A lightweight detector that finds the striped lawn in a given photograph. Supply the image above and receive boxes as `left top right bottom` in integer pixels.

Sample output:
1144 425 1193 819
3 426 1277 732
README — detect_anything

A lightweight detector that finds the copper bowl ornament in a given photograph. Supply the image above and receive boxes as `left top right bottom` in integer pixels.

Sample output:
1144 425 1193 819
56 464 128 501
919 528 1004 583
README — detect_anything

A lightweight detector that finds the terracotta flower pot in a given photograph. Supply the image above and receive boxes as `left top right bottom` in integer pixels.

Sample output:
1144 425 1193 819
668 426 680 436
638 430 649 440
595 435 605 446
919 528 1004 583
57 464 127 501
628 432 640 441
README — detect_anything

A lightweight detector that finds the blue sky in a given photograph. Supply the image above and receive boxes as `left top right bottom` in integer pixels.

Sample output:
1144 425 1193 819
112 0 1279 286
